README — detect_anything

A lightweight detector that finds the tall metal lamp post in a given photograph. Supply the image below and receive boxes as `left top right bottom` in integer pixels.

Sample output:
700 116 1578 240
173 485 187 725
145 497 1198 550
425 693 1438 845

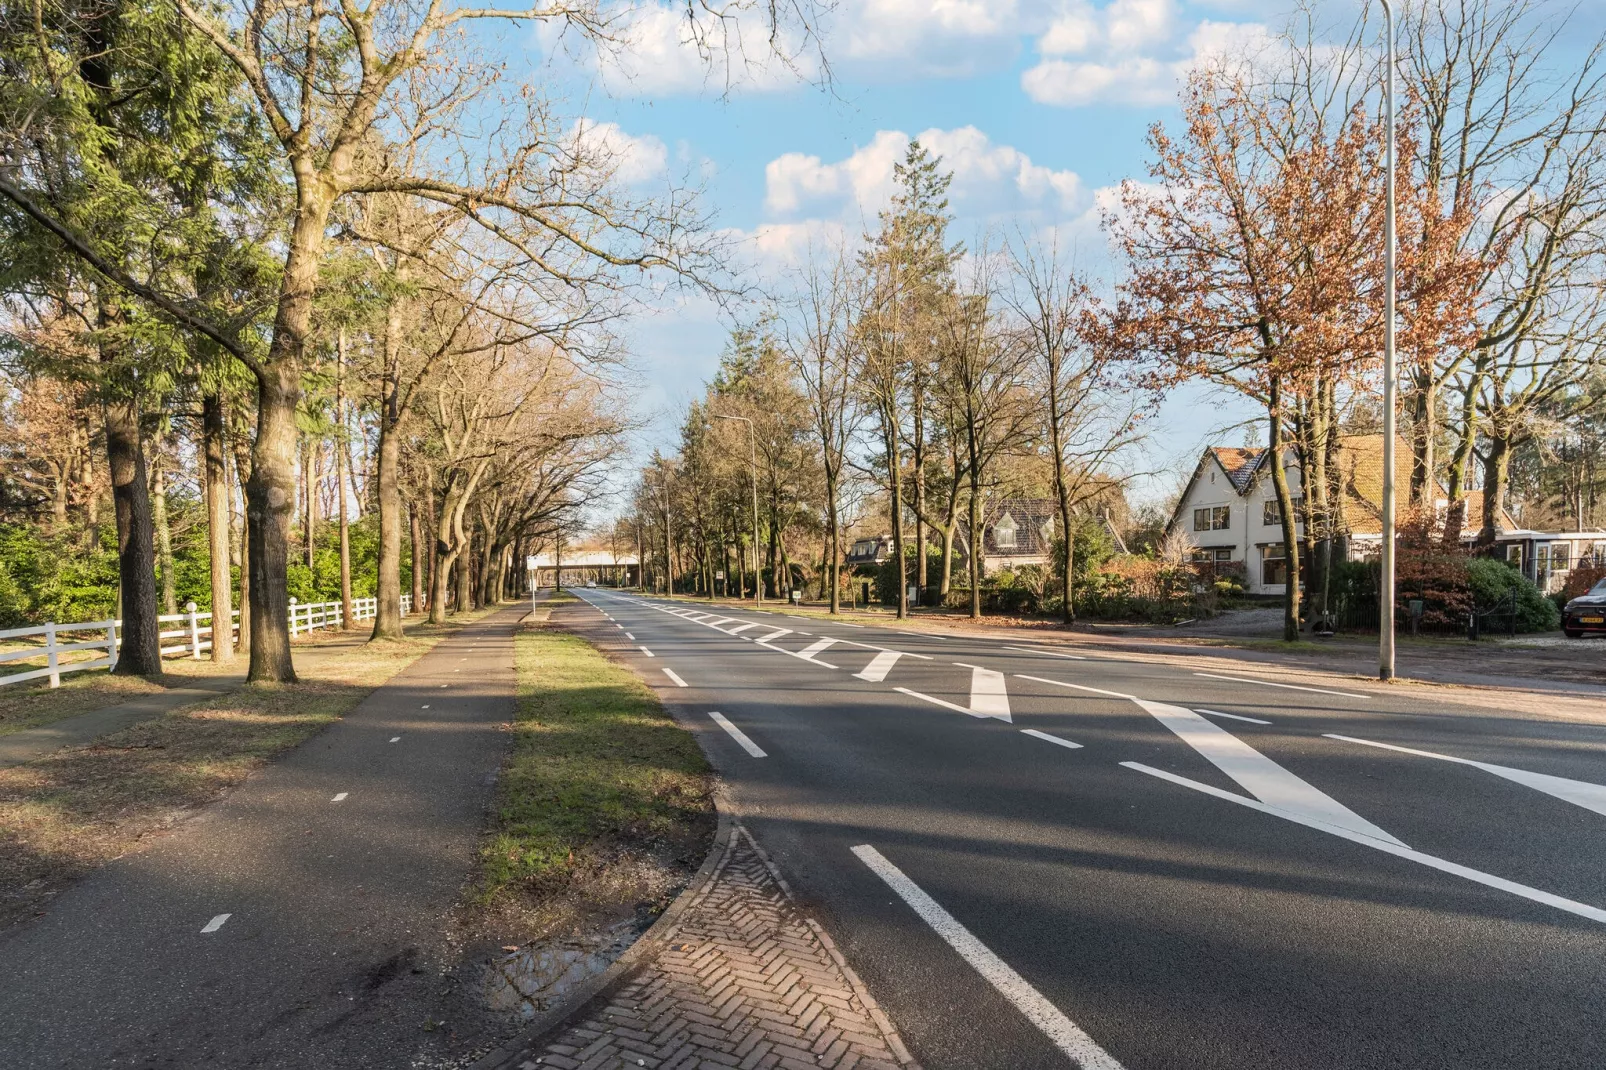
1378 0 1398 682
712 414 763 604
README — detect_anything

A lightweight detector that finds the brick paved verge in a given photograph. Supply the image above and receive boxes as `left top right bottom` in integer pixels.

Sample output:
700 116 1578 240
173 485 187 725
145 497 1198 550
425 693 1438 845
490 821 919 1070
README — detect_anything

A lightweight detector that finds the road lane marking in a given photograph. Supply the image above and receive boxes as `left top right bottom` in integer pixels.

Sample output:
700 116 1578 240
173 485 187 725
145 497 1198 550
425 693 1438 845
639 646 655 657
836 621 865 628
1138 699 1403 845
708 712 766 757
728 622 759 634
1193 672 1367 699
615 623 623 629
664 668 688 687
955 663 1012 721
1022 729 1083 750
389 736 401 743
755 628 792 643
625 632 635 640
855 650 905 682
421 705 430 709
332 792 348 802
706 616 736 626
1016 674 1135 700
894 686 1006 720
440 684 449 688
1196 708 1272 725
1122 761 1606 925
1325 734 1606 819
1005 645 1087 660
201 914 232 934
799 637 840 660
851 845 1125 1069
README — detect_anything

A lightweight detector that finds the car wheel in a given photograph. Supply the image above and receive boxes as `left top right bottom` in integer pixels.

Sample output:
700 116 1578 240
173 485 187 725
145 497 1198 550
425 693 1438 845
1565 627 1583 638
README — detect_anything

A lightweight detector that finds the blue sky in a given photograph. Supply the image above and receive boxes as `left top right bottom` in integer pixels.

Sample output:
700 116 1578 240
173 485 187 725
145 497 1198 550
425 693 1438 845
511 1 1381 504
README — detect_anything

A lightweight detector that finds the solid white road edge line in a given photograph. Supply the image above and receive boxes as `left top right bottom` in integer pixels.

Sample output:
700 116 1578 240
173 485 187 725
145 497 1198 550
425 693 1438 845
664 667 688 687
1122 761 1606 925
201 913 232 934
639 646 655 658
1193 672 1367 699
1005 646 1088 660
1021 729 1083 750
708 712 766 758
851 845 1126 1070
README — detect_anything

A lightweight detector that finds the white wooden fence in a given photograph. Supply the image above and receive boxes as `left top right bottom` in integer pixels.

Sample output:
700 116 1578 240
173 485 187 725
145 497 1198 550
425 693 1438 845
0 593 415 689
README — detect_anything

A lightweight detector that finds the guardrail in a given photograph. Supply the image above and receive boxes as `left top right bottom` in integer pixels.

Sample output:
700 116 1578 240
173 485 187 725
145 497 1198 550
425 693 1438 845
0 593 416 689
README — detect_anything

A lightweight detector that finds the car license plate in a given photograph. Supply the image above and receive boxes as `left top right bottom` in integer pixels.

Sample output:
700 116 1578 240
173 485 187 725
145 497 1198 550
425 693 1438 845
1583 616 1604 624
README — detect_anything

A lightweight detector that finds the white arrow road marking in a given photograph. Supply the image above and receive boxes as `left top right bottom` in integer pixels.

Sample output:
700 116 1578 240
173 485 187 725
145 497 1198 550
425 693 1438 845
201 914 232 934
1138 700 1403 845
1123 761 1606 926
955 663 1012 722
1326 734 1606 820
708 712 766 757
1022 729 1083 750
852 845 1126 1070
855 650 905 683
663 668 688 687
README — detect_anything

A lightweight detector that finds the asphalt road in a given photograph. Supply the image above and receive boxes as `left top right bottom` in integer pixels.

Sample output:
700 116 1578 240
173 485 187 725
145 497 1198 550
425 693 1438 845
572 589 1606 1070
0 605 524 1069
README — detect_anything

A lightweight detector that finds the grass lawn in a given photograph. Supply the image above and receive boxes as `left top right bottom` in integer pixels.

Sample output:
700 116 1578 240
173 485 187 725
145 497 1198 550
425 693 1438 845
0 607 502 930
468 616 714 942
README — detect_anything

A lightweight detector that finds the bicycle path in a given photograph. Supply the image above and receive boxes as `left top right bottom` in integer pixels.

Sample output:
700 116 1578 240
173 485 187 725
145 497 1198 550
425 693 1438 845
0 603 525 1068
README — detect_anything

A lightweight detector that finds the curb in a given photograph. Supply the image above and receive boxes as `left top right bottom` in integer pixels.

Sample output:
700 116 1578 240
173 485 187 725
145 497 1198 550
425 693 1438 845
467 805 737 1070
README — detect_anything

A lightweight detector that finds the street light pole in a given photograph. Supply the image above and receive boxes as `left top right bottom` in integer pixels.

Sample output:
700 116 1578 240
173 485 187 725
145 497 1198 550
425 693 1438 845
1379 0 1397 682
713 414 762 604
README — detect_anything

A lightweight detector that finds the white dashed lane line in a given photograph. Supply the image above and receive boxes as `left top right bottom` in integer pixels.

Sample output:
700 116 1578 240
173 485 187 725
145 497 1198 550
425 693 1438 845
389 736 402 743
201 914 232 934
625 632 635 640
664 668 688 687
331 792 348 803
639 646 656 658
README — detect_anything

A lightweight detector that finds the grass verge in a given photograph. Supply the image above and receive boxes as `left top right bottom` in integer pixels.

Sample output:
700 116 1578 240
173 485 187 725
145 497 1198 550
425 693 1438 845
0 607 502 930
466 616 714 943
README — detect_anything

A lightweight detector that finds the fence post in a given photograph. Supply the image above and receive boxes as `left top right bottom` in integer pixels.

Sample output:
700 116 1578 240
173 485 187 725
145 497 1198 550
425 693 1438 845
187 601 202 658
45 621 60 688
106 619 118 671
289 597 299 638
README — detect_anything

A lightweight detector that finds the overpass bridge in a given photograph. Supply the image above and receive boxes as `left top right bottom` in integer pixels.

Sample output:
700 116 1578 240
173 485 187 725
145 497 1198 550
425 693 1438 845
526 551 638 588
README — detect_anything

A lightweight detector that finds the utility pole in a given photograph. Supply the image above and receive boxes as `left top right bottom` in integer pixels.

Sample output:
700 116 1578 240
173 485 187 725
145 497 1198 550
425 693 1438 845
1378 0 1397 682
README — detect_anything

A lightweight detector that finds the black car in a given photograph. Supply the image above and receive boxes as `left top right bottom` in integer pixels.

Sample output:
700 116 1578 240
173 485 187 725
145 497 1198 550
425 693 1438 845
1563 578 1606 637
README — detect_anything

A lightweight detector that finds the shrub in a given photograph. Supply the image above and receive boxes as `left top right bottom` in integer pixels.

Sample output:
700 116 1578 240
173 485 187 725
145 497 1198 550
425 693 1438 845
1562 566 1606 601
1466 557 1559 633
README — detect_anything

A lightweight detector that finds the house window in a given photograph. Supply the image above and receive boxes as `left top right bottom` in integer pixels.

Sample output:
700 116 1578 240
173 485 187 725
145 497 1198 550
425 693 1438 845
995 513 1018 549
1552 544 1570 570
1262 496 1304 526
1505 544 1523 566
1261 543 1288 586
1191 548 1233 565
1193 506 1230 532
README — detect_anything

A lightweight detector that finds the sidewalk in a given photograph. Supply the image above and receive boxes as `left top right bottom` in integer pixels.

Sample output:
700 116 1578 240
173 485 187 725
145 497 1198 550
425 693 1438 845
491 822 917 1070
0 629 372 770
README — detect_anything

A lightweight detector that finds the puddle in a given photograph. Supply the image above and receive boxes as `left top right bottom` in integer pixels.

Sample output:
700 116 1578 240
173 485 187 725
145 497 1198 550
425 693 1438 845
482 919 644 1019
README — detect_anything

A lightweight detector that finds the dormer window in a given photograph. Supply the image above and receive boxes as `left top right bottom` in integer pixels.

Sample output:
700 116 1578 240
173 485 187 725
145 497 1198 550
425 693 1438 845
996 513 1018 548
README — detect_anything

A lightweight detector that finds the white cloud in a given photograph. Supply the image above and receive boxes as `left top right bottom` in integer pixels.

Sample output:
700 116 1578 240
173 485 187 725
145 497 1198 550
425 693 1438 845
764 126 1083 221
568 3 817 97
570 119 668 184
1022 2 1269 108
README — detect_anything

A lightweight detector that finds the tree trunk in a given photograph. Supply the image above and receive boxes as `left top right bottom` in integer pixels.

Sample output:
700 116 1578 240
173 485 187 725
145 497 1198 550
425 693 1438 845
202 391 234 662
409 500 425 615
886 421 907 618
104 382 162 676
1268 379 1302 641
232 421 254 660
336 334 354 631
1443 375 1480 547
370 408 405 639
1478 433 1511 548
457 528 476 611
967 448 982 621
245 365 301 683
152 460 177 615
303 437 318 571
1408 377 1435 507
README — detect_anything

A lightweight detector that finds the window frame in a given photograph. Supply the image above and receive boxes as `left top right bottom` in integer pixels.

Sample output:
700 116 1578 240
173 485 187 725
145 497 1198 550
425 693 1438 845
1261 542 1288 586
1193 505 1230 532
